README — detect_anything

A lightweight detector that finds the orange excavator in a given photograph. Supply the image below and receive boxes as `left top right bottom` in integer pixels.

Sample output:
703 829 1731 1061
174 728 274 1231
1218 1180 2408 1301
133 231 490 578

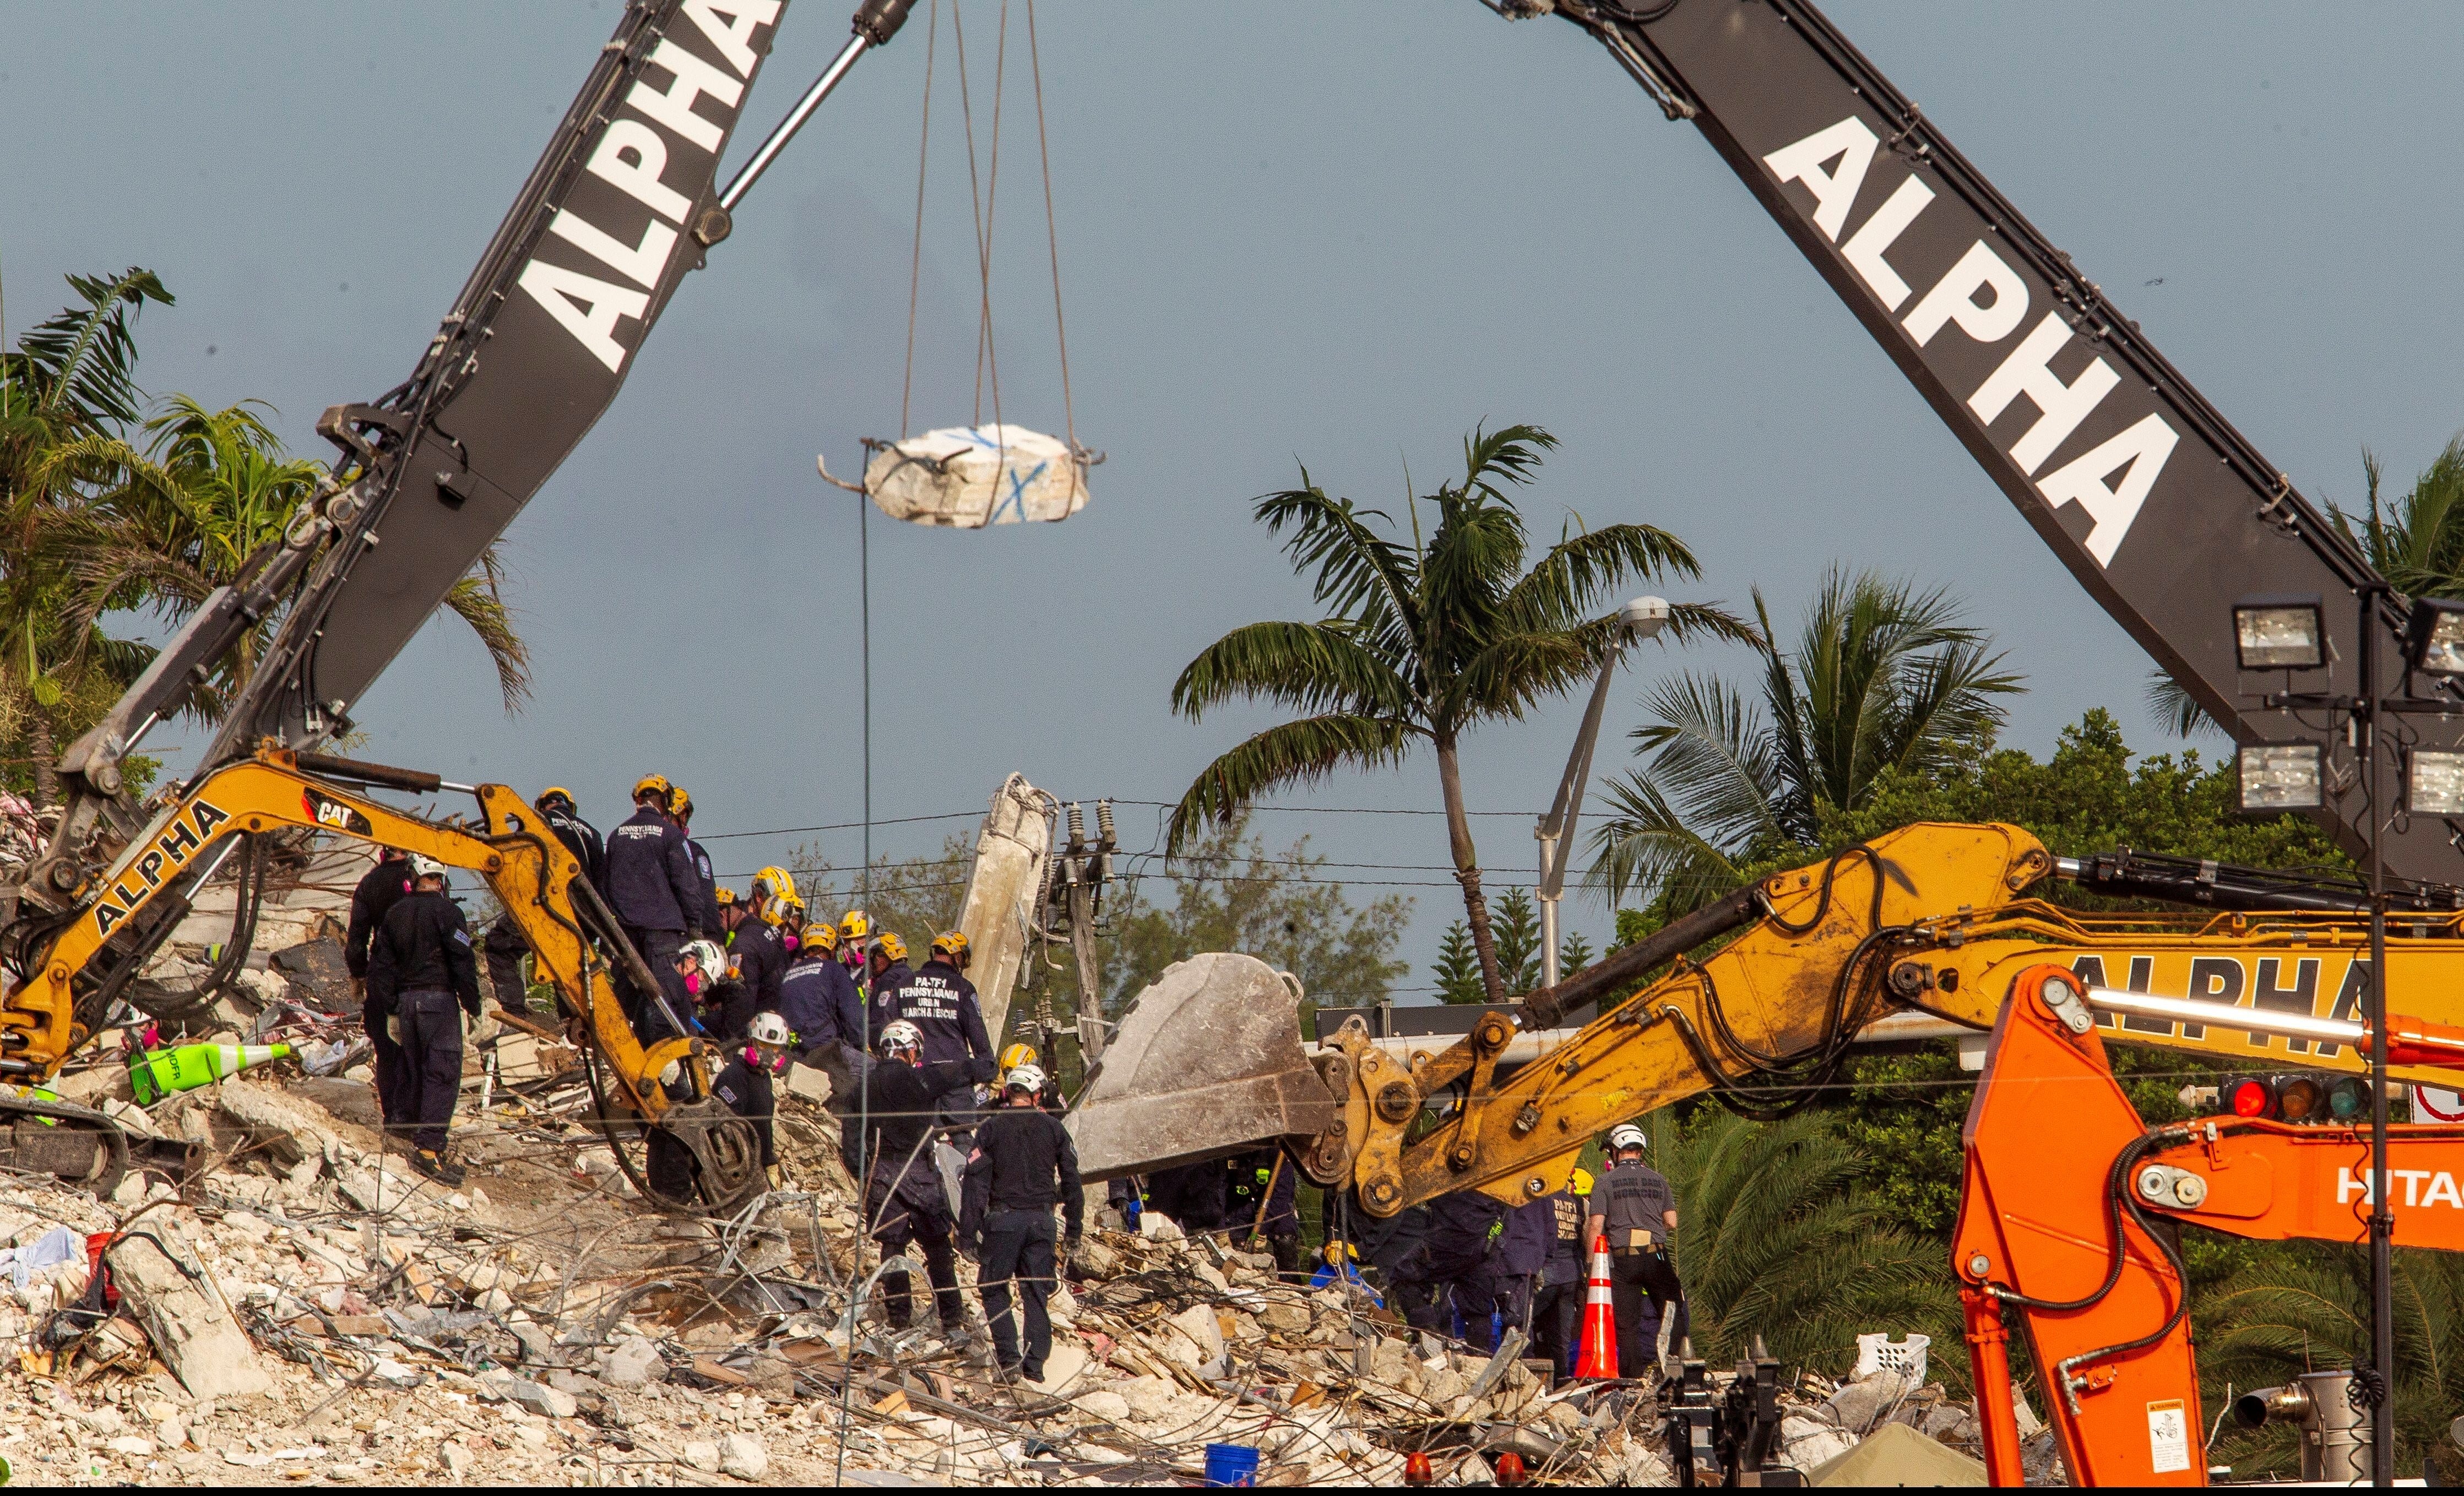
1957 964 2464 1485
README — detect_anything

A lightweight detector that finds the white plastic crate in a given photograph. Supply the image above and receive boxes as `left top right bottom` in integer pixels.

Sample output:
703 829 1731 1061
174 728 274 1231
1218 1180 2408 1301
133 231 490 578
1853 1331 1930 1384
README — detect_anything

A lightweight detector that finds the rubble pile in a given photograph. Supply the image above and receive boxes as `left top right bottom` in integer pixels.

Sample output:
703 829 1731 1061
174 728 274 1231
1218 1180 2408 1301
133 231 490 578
0 1036 2039 1486
0 837 2039 1485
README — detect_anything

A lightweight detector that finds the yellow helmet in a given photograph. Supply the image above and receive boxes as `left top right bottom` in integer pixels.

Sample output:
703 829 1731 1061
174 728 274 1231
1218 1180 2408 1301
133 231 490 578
1000 1042 1039 1073
801 921 840 953
669 786 694 819
714 885 739 910
632 773 672 804
931 929 970 959
537 786 576 810
1570 1167 1594 1197
871 931 907 962
753 866 799 923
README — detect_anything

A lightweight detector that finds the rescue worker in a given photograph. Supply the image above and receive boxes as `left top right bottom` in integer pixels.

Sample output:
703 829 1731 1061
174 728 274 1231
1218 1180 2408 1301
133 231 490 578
344 846 417 1133
603 775 703 1040
647 1010 789 1203
1000 1042 1066 1114
1357 1196 1433 1325
1529 1168 1594 1379
959 1062 1084 1384
1226 1149 1301 1280
667 787 725 935
1585 1124 1685 1370
846 1019 990 1335
363 853 483 1185
1406 1187 1515 1352
1496 1189 1555 1350
482 786 606 1016
677 938 751 1040
879 932 990 1133
779 921 867 1175
780 923 865 1058
838 910 873 1002
862 932 916 1041
721 866 795 1021
1146 1160 1228 1238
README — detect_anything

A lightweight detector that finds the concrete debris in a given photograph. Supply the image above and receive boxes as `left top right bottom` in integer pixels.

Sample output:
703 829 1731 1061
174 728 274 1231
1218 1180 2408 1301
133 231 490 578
0 842 2036 1487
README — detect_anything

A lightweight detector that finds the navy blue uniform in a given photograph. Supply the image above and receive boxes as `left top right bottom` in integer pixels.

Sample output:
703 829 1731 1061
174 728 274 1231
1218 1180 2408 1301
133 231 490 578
364 889 482 1153
683 835 723 934
646 1049 777 1201
346 855 417 1125
1407 1189 1519 1352
725 921 788 1020
879 958 991 1071
960 1103 1086 1381
779 954 864 1054
544 804 606 891
603 806 702 1037
1530 1187 1591 1378
846 1050 992 1330
865 959 916 1047
1228 1149 1302 1279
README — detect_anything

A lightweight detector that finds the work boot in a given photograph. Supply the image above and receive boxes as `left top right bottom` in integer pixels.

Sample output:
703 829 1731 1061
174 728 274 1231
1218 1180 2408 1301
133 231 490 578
990 1363 1021 1386
414 1150 467 1187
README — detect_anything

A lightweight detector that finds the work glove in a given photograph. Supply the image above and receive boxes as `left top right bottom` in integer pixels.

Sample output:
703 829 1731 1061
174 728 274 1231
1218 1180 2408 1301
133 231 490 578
386 1014 404 1046
764 1163 787 1190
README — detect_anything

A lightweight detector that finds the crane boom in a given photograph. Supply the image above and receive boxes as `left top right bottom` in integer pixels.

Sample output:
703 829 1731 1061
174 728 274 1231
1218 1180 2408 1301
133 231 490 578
1537 0 2451 882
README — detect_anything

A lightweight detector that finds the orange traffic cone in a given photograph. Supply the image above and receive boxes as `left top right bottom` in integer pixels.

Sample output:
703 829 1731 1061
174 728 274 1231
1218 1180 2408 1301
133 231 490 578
1573 1233 1619 1379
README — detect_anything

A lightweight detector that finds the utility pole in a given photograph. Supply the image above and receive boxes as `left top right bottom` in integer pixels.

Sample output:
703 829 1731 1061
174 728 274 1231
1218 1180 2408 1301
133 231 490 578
1043 799 1115 1091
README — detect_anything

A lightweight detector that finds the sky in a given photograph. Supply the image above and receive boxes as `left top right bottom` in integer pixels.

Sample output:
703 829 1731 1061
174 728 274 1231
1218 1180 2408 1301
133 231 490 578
7 3 2463 999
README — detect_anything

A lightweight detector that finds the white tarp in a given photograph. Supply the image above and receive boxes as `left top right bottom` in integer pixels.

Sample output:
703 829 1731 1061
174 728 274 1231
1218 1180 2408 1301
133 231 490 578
862 425 1089 527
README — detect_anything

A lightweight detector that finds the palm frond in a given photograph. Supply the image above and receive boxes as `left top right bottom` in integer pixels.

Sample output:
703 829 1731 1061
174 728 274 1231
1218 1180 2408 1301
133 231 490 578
1583 770 1749 910
2145 670 2222 739
1170 619 1415 723
1499 521 1703 637
1166 712 1416 855
1627 671 1789 852
1252 478 1420 640
444 546 531 714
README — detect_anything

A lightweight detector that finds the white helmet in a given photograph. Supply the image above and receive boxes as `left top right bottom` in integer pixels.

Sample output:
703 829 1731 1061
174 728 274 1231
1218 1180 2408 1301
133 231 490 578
1608 1123 1647 1154
748 1010 791 1047
676 938 726 976
878 1019 923 1057
408 852 447 880
1005 1063 1046 1096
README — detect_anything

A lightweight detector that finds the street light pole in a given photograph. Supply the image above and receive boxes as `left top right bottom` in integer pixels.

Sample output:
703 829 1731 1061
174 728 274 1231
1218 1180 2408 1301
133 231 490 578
1536 597 1668 989
2360 583 2395 1488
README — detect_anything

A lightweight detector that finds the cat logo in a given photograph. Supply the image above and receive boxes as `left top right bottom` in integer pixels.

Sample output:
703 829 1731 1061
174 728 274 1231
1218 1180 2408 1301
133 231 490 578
302 788 375 839
91 798 233 940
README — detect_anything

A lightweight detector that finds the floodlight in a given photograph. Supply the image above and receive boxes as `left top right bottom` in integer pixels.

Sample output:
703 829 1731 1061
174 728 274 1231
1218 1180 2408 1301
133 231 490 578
2233 596 2325 671
2407 597 2464 676
2238 743 2324 812
2410 749 2464 817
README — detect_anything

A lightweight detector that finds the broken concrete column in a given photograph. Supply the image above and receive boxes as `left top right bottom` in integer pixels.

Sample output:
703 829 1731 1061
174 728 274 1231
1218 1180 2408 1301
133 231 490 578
107 1233 273 1399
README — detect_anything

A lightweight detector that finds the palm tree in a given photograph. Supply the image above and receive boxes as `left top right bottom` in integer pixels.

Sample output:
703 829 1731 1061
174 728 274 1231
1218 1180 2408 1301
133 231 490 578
1588 567 2020 912
0 269 173 804
1655 1107 1959 1385
57 395 532 714
1166 423 1743 1005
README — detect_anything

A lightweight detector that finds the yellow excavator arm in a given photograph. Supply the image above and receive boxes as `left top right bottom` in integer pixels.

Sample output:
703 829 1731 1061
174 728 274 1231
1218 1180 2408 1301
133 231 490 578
1264 822 2464 1216
2 745 762 1211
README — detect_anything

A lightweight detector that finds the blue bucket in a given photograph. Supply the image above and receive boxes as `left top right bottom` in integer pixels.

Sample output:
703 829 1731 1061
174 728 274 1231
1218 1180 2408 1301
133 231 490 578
1203 1442 1261 1487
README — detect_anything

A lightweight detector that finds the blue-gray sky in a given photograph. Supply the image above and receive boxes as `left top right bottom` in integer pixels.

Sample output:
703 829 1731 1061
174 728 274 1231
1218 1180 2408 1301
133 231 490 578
8 3 2462 996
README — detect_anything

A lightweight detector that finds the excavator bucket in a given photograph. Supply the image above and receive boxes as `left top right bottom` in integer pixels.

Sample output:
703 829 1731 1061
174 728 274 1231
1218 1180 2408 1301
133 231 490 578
1067 952 1336 1181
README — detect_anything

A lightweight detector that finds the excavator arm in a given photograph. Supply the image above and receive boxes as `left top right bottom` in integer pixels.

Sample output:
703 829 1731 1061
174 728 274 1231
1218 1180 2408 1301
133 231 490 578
1079 820 2464 1220
6 746 763 1212
1956 963 2464 1485
1524 0 2460 884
